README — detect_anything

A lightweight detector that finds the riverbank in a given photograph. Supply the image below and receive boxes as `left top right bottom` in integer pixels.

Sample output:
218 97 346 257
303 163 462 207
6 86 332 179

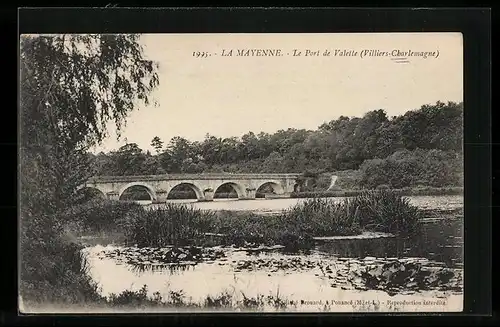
21 191 462 313
23 239 463 314
291 187 463 199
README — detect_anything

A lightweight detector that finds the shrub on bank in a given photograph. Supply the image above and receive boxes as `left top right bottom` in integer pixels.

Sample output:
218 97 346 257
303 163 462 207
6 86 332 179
359 148 462 189
291 187 463 198
20 236 106 309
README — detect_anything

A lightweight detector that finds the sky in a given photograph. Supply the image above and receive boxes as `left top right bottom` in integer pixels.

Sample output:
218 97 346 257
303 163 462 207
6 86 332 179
91 33 463 153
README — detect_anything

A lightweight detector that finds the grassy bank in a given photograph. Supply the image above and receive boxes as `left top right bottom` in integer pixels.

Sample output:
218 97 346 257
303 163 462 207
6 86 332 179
23 284 290 312
291 186 464 198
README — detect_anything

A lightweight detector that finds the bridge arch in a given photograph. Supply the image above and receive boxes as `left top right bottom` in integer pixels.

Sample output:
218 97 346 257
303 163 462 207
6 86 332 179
256 181 285 196
214 182 245 199
166 182 204 200
119 182 157 201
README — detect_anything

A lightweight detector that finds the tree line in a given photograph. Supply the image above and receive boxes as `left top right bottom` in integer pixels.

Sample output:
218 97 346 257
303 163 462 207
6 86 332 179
89 101 463 189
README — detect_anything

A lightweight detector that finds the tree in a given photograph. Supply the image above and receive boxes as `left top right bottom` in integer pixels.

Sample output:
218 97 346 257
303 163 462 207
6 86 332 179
167 136 193 173
201 134 223 165
113 143 147 175
262 151 284 172
20 34 159 302
151 136 164 154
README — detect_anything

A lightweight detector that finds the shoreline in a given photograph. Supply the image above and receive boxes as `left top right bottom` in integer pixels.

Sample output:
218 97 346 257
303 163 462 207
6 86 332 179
22 292 464 314
27 244 461 314
290 187 464 199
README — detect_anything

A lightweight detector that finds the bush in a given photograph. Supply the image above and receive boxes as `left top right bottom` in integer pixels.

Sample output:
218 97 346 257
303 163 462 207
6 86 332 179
359 148 462 189
20 236 105 308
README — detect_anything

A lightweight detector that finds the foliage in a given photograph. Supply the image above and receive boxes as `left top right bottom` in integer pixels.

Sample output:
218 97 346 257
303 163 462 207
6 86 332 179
20 34 159 304
359 148 463 189
150 136 164 154
20 240 106 307
21 34 159 150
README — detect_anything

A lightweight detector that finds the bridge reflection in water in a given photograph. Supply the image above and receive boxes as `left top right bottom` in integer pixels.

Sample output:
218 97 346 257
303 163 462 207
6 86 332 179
79 173 302 203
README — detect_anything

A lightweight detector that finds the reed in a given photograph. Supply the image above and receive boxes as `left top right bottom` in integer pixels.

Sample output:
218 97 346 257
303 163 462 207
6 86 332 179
119 203 215 247
114 190 422 248
345 190 423 235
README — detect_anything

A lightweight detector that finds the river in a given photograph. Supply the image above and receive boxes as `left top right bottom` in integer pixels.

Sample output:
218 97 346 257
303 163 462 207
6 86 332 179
81 195 464 313
140 194 464 214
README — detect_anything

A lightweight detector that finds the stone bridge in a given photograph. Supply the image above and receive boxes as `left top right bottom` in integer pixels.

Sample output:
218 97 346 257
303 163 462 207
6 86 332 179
79 173 302 203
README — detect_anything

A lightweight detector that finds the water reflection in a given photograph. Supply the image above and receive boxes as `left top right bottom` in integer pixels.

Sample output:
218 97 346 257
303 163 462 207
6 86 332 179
316 218 463 268
129 262 197 274
81 195 464 312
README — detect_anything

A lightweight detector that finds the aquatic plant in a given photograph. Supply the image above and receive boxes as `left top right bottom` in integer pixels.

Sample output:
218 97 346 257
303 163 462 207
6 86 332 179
347 190 423 235
114 190 422 249
282 197 362 236
119 203 215 247
204 290 234 309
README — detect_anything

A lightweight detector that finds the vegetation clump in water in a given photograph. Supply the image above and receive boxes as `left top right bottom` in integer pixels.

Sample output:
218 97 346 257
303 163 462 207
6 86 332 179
118 203 215 248
100 245 225 266
346 190 423 235
108 190 422 250
344 259 463 295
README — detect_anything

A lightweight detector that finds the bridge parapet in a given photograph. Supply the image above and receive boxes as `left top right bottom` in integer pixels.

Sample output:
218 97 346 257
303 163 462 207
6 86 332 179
87 173 302 183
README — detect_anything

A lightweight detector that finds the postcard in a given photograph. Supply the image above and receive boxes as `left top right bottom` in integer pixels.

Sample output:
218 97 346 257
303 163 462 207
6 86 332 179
19 32 464 313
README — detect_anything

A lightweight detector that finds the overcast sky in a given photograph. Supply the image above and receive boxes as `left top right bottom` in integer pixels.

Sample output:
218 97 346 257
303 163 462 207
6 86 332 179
91 32 463 153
